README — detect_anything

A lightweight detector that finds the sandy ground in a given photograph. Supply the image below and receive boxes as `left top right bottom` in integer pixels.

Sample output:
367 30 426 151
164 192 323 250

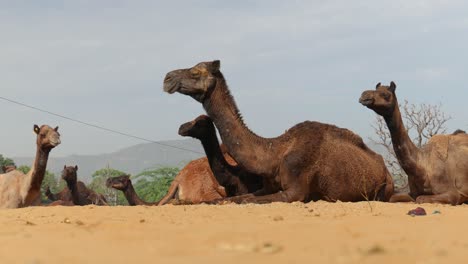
0 201 466 264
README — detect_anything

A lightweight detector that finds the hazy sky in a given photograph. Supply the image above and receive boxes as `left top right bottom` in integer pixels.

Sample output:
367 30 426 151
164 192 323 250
1 1 467 157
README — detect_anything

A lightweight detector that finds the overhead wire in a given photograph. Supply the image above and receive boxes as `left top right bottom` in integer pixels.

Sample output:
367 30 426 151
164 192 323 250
0 95 204 155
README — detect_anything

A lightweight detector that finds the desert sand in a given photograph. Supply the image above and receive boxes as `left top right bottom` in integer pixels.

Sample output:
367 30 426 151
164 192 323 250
0 201 466 264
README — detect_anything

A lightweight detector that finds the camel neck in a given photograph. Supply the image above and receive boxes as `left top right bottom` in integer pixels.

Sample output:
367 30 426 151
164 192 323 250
66 179 80 205
28 147 51 192
202 77 275 175
383 103 424 183
199 133 233 186
124 182 153 206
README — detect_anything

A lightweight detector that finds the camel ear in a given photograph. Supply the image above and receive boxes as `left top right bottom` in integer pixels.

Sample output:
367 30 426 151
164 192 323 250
210 60 220 73
54 126 59 132
34 125 40 134
75 165 78 171
389 81 396 93
375 82 381 89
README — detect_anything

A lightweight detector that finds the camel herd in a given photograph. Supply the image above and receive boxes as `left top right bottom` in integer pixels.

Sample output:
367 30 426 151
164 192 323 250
0 60 466 209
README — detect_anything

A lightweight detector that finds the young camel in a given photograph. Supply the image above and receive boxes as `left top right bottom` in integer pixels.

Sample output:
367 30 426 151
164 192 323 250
178 115 263 196
360 82 468 205
59 165 108 206
0 125 61 208
107 162 228 206
164 60 394 203
106 175 158 206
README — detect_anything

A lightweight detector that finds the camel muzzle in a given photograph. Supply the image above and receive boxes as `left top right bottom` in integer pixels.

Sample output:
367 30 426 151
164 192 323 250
359 92 374 106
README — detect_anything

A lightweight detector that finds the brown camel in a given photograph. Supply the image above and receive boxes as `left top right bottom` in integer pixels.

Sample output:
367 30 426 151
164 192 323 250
45 185 71 202
2 165 17 173
158 158 228 205
178 115 263 196
0 125 61 208
108 160 227 206
163 60 394 203
360 82 468 205
58 165 108 206
106 175 158 206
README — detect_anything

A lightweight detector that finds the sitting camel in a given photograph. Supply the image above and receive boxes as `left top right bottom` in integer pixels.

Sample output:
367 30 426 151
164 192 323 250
49 165 108 206
107 162 227 205
0 125 61 208
178 115 263 196
164 60 394 203
2 165 17 173
106 175 158 205
360 82 468 205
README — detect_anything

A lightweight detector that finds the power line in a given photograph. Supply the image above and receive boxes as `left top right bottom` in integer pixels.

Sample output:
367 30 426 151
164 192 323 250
0 95 204 155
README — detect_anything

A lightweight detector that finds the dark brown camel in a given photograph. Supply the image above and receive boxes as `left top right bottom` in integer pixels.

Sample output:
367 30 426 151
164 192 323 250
106 175 157 206
163 60 394 203
360 82 468 205
178 115 263 196
58 165 108 206
0 125 61 208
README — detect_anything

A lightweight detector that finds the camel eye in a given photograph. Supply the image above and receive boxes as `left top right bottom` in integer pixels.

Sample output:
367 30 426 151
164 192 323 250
190 70 201 78
380 92 390 101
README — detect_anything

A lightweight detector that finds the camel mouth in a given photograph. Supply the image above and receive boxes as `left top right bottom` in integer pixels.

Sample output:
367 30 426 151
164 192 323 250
178 122 193 137
359 97 374 107
163 83 179 94
50 139 61 147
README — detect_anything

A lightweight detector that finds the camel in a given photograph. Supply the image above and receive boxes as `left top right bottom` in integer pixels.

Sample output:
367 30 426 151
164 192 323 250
360 82 468 205
106 175 158 205
163 60 394 203
58 165 108 206
178 115 263 196
157 157 228 205
107 160 228 206
45 185 71 202
2 165 17 173
0 125 61 208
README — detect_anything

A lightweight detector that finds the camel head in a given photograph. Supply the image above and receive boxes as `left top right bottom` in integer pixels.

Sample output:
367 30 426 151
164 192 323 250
61 165 78 183
178 115 214 139
163 60 221 102
106 175 131 191
1 165 16 173
34 124 61 150
359 81 398 117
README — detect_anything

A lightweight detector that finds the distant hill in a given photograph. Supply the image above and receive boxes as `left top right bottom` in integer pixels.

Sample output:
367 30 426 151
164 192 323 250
13 139 204 183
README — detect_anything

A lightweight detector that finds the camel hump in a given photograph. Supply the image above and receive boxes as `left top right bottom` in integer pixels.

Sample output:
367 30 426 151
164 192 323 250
428 135 450 161
453 129 466 135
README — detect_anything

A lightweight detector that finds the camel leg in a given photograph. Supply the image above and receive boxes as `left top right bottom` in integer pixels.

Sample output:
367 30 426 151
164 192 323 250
221 187 305 204
415 192 461 205
389 193 415 203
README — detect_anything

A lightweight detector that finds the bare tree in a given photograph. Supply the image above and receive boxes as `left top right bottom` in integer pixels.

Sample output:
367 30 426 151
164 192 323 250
371 101 451 191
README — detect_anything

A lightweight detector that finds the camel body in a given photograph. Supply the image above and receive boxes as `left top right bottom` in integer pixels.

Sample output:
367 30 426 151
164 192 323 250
414 133 468 203
158 157 227 205
164 60 393 203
